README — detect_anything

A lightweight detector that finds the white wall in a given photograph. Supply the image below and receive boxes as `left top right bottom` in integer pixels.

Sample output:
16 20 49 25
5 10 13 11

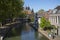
38 18 41 24
38 18 41 28
49 16 58 26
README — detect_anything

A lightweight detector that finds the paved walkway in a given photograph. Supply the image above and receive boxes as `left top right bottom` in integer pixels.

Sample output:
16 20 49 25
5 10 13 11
38 29 60 40
52 36 60 40
38 29 52 40
0 22 20 28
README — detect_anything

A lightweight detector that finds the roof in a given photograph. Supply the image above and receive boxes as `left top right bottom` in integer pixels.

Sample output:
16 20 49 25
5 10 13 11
55 6 60 10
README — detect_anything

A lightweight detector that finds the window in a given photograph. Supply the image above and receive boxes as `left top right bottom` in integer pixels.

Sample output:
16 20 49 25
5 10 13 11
53 9 57 13
56 16 57 23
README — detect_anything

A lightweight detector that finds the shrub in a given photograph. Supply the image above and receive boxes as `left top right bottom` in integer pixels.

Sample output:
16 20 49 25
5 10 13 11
43 25 56 31
40 17 51 29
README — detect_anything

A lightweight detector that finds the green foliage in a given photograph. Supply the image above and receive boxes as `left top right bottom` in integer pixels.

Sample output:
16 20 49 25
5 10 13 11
38 9 44 13
50 25 56 29
30 17 34 22
19 12 26 18
12 28 17 35
40 17 51 29
0 0 24 22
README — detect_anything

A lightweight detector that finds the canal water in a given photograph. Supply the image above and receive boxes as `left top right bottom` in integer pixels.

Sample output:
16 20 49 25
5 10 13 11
4 23 49 40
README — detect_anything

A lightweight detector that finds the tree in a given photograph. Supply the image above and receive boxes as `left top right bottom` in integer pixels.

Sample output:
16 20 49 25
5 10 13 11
19 11 27 18
31 9 34 13
31 9 34 22
38 9 44 13
40 17 51 29
0 0 24 26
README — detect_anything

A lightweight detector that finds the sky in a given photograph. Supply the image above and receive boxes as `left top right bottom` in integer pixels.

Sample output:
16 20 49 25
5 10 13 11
24 0 60 12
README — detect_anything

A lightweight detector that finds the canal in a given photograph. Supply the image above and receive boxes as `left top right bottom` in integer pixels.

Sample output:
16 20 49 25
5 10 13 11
4 23 49 40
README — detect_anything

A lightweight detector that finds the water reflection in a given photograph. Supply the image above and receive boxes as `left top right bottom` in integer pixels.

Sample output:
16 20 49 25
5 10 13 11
21 28 35 40
4 23 49 40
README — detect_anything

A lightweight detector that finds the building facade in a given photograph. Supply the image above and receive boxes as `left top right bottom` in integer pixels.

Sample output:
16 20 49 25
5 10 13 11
49 9 60 27
48 6 60 36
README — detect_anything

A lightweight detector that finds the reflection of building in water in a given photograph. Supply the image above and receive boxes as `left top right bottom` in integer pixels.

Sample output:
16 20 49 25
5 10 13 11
25 23 31 31
21 28 35 40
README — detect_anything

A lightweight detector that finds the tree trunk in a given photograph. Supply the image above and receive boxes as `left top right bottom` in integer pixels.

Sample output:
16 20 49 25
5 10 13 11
0 23 2 27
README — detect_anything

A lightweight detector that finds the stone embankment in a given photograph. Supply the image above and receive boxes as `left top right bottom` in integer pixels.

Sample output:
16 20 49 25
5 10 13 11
38 28 60 40
0 22 21 40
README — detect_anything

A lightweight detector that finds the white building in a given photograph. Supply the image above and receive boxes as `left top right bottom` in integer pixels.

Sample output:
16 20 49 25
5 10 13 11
49 9 60 27
49 9 60 36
